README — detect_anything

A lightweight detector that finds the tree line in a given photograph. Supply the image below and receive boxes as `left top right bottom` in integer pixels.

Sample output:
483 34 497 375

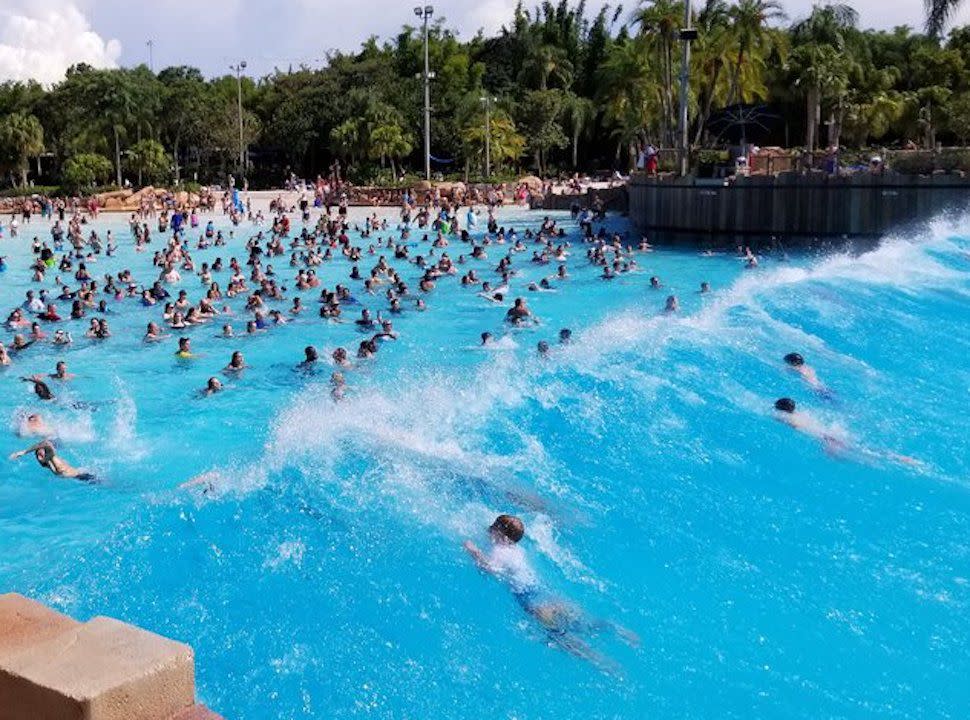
2 0 970 192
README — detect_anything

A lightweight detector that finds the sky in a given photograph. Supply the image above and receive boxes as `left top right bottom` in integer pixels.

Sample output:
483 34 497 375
2 0 970 85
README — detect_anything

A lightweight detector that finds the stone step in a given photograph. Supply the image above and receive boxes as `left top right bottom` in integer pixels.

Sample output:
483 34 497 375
0 594 196 720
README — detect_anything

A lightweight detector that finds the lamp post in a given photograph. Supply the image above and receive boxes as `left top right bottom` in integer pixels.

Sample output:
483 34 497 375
146 39 154 72
414 5 434 181
480 96 496 180
230 60 248 177
678 2 697 177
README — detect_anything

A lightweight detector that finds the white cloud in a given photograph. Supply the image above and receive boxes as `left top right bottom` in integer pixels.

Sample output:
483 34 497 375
0 0 121 86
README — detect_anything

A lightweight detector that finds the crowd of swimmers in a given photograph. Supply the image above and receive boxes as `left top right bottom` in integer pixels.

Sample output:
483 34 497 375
1 191 920 670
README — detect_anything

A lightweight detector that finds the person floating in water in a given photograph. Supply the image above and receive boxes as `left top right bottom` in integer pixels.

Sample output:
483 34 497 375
773 398 919 467
9 439 97 483
463 514 638 672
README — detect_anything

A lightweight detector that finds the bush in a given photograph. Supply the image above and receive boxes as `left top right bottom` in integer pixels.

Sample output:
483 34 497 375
62 153 113 192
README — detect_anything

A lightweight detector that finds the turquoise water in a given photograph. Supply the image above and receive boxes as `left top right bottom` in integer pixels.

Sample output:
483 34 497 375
1 206 968 719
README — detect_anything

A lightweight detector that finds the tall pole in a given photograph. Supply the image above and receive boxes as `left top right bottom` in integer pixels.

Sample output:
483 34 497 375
146 40 154 72
231 61 247 177
678 0 693 177
423 10 432 181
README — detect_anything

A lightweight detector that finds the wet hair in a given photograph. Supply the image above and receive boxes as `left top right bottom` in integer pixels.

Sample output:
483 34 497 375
304 346 318 361
775 397 796 413
490 514 525 543
559 328 572 342
537 340 549 354
784 352 804 367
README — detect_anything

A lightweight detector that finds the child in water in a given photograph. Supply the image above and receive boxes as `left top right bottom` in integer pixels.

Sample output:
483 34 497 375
464 515 638 672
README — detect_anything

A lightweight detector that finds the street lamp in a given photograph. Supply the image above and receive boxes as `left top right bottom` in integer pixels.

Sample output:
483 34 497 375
677 3 697 177
230 60 248 177
480 96 497 180
414 5 434 181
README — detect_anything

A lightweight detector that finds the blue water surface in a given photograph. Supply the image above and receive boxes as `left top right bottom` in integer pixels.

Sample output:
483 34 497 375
0 204 968 719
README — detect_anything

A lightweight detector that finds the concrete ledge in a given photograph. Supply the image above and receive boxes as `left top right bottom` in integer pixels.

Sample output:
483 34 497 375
0 594 221 720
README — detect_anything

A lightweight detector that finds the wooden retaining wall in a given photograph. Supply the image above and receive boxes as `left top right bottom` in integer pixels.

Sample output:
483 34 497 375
628 172 970 243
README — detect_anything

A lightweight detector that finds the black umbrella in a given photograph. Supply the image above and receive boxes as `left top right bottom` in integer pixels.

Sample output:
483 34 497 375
705 103 782 145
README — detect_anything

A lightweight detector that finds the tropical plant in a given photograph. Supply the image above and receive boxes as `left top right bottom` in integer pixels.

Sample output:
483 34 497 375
0 112 44 187
62 153 113 192
127 139 170 185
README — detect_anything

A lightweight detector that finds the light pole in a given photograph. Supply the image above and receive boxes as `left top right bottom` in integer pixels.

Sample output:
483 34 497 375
678 2 697 177
414 5 434 181
480 96 496 180
146 39 154 72
230 61 247 177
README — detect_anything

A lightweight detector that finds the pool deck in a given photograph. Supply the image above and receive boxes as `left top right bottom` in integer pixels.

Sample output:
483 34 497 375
0 594 221 720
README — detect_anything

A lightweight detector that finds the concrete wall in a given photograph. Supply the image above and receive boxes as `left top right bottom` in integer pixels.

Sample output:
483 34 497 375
0 594 221 720
627 172 970 244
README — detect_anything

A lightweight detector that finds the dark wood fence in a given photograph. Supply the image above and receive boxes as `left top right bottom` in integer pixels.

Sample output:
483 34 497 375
628 172 970 244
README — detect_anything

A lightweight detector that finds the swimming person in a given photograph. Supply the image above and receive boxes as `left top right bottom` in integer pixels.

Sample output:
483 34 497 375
463 515 638 672
202 377 223 396
784 353 830 396
21 376 54 401
9 439 97 483
773 398 918 466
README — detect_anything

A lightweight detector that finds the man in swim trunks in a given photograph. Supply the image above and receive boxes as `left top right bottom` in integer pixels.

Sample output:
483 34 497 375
9 439 97 482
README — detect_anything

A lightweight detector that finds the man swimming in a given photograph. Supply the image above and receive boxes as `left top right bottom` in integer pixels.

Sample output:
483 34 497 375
773 397 918 466
21 376 54 401
9 439 97 482
463 514 638 672
784 353 830 396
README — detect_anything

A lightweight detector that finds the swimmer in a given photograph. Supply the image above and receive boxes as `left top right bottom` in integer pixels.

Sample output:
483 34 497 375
664 295 679 313
20 413 52 437
699 281 711 294
537 340 550 357
773 398 919 466
505 297 535 325
558 328 572 344
330 371 346 401
9 440 97 482
783 353 830 396
201 377 223 396
224 351 247 373
300 346 319 367
175 337 194 358
50 361 74 381
463 515 638 671
21 376 54 401
481 331 494 346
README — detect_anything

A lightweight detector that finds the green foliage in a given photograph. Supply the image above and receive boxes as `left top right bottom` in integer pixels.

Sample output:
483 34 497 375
0 112 44 187
127 139 170 184
62 153 113 192
7 0 970 189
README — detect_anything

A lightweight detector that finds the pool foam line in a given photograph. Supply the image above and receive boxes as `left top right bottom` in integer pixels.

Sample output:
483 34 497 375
0 593 222 720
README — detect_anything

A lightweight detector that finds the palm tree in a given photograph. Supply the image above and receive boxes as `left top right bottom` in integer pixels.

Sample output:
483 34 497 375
369 123 413 178
926 0 962 38
788 4 858 157
691 0 733 146
563 94 597 168
598 39 661 168
726 0 786 106
0 112 44 188
520 43 575 90
631 0 685 147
